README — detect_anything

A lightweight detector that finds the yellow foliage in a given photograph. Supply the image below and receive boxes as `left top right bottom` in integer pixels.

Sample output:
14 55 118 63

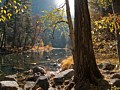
60 56 74 71
31 45 52 51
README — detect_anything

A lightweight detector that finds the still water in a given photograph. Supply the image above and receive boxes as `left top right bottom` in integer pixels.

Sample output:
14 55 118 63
0 49 71 77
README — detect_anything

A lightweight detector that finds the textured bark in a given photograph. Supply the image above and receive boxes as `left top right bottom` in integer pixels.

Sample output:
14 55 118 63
112 0 120 64
74 0 102 89
65 0 75 49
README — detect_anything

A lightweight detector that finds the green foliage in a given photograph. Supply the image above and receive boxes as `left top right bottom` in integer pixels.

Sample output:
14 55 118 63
40 8 67 32
39 8 69 43
0 0 28 22
0 0 33 50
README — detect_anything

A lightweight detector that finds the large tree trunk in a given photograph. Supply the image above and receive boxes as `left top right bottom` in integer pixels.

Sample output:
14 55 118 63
74 0 103 89
112 0 120 65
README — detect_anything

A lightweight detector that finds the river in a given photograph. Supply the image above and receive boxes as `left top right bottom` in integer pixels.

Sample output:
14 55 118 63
0 48 71 79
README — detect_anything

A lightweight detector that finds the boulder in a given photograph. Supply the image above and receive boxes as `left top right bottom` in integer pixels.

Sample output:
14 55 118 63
0 81 19 90
102 62 115 70
4 74 17 81
24 81 35 90
65 82 74 90
110 78 120 87
48 87 55 90
32 76 49 90
26 74 40 82
111 73 120 79
33 66 46 75
54 69 74 84
46 71 56 78
26 76 36 81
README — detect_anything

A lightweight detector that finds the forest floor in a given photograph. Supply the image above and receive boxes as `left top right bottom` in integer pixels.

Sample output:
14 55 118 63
60 56 120 90
1 54 120 90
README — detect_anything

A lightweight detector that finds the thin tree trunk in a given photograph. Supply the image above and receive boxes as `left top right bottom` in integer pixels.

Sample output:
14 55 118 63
112 0 120 65
74 0 102 89
65 0 75 49
12 14 17 48
1 23 7 48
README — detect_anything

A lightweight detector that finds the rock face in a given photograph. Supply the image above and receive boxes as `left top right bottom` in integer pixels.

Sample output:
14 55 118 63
24 81 35 90
33 66 46 75
54 69 74 84
98 63 115 70
0 81 19 90
32 76 49 90
110 78 120 87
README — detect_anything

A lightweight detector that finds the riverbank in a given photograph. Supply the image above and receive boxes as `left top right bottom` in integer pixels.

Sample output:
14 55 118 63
0 45 53 55
0 56 120 90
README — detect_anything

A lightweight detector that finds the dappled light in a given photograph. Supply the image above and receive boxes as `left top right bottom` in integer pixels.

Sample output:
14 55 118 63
0 0 120 90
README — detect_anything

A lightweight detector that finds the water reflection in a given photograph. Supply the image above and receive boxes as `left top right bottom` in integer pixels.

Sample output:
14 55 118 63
0 49 71 77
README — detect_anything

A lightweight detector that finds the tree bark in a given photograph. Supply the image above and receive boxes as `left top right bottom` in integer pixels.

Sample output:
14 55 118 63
74 0 103 89
65 0 75 49
112 0 120 65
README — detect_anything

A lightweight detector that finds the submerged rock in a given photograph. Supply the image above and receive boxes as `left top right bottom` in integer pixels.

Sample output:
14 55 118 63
0 81 19 90
54 69 74 85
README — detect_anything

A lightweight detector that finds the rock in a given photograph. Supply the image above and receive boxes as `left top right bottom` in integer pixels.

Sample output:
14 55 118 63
33 66 46 75
24 81 35 90
4 74 17 81
54 69 74 84
18 88 23 90
65 82 74 90
110 78 120 87
0 81 19 90
97 63 103 69
17 75 26 82
64 80 70 85
26 76 36 81
24 69 33 75
26 74 39 82
46 71 56 78
111 73 120 79
48 87 55 90
102 70 116 75
102 62 115 70
32 76 49 90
